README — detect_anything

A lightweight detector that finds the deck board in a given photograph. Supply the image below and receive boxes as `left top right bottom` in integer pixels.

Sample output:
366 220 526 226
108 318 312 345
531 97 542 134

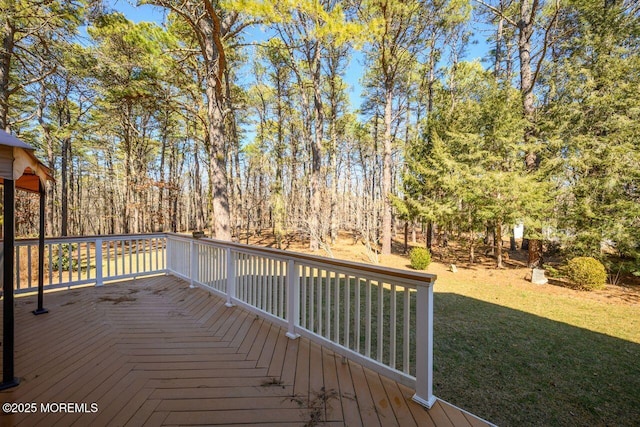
347 360 383 427
0 275 492 426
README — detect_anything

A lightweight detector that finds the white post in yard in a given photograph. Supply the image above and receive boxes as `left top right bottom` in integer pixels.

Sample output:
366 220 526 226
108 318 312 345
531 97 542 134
225 248 236 307
95 238 103 287
286 259 300 339
412 281 436 409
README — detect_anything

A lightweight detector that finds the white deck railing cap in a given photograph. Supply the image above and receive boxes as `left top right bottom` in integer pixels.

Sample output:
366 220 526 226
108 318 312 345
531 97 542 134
167 232 437 286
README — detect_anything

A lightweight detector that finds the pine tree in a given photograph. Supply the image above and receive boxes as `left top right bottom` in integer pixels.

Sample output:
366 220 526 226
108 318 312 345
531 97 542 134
540 0 640 260
406 61 551 267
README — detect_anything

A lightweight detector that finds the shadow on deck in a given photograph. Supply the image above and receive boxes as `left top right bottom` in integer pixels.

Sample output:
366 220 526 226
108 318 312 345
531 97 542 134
0 275 491 426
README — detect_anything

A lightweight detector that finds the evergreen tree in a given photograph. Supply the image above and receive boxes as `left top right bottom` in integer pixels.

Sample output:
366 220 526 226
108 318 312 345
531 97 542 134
540 0 640 260
406 61 551 267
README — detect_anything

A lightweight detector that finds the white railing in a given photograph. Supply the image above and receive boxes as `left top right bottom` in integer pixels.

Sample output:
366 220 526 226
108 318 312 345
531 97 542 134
165 233 437 408
12 234 166 293
9 232 436 408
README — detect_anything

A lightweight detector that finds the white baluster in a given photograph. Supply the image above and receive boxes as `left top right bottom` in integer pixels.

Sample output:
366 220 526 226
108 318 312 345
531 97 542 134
95 238 103 287
285 260 300 339
390 284 397 369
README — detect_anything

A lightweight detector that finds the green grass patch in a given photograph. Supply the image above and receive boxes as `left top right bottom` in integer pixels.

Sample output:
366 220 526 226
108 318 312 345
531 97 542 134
433 280 640 426
298 276 417 373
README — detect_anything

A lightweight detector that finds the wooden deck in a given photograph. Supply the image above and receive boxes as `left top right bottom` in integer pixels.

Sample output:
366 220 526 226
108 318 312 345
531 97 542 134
0 275 491 426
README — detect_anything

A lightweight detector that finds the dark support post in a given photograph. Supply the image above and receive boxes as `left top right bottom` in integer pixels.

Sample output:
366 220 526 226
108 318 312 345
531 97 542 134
33 181 48 315
1 179 19 389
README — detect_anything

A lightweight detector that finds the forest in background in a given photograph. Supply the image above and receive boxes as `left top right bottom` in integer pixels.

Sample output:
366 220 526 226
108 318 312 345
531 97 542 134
1 0 639 270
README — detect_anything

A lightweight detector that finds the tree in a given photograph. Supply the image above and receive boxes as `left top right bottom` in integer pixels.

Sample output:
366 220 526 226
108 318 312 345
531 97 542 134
406 61 550 267
476 0 561 267
361 0 470 255
540 0 640 260
263 0 359 251
88 13 173 234
0 0 89 130
360 0 426 255
141 0 251 240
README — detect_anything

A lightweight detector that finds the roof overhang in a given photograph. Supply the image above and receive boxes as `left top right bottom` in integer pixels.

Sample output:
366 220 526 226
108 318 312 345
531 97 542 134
0 130 54 192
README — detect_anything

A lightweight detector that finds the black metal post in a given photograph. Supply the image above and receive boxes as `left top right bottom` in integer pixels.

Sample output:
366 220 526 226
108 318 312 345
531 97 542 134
1 179 19 389
33 181 48 315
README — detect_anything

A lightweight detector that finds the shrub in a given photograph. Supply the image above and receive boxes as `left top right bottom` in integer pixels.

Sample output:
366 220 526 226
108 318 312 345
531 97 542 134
566 257 607 290
409 247 431 270
52 244 80 272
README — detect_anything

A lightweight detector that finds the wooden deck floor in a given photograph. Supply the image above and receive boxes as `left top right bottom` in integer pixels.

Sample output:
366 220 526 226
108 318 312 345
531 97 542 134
0 275 491 426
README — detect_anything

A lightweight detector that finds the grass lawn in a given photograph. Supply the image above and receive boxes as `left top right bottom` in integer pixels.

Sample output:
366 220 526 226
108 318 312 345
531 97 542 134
433 278 640 426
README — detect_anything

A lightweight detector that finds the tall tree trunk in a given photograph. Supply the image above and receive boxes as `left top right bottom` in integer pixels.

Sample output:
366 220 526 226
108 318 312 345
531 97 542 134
496 220 504 268
494 1 505 77
60 101 71 236
168 142 178 233
205 76 231 240
404 221 408 254
0 20 14 130
309 42 324 251
273 72 285 248
193 143 204 231
381 88 393 255
157 114 168 232
106 145 116 234
149 0 233 239
224 66 241 238
289 122 299 228
328 88 339 246
425 41 437 251
468 233 475 264
233 127 242 239
38 83 55 236
412 221 417 243
518 0 542 267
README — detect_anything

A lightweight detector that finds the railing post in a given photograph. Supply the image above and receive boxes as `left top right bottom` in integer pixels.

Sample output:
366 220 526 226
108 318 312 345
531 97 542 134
165 236 171 274
286 259 300 339
164 236 175 275
225 248 235 307
412 281 436 409
189 240 197 288
95 238 103 287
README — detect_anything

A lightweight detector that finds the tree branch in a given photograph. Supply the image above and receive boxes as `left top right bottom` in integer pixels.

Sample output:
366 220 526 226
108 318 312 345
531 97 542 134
531 0 560 89
473 0 518 27
8 65 56 95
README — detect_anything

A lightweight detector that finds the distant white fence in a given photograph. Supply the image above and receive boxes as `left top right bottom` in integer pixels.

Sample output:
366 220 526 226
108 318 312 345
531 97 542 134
9 232 437 409
11 234 166 292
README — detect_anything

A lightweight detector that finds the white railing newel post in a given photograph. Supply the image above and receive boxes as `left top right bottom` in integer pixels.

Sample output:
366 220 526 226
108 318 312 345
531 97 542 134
225 248 236 307
95 238 103 287
286 259 300 339
412 281 436 409
189 240 196 288
165 236 170 274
